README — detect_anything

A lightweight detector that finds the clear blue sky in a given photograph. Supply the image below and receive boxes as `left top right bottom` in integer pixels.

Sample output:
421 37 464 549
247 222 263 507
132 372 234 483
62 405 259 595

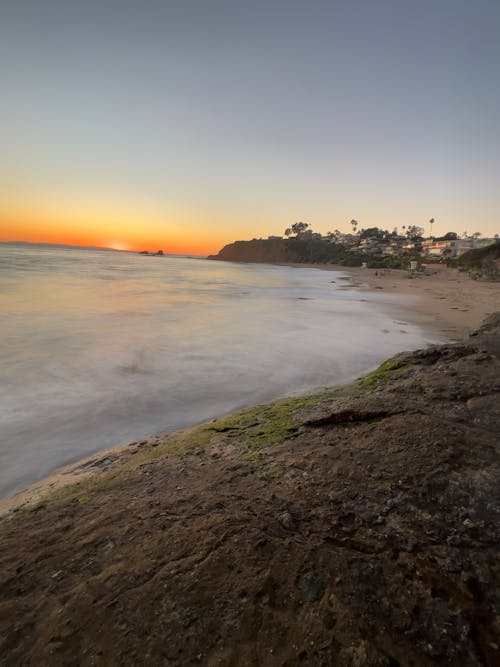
1 0 499 251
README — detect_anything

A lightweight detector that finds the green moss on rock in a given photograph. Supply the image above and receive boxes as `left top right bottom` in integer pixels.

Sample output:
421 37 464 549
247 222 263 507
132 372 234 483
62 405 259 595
356 355 415 391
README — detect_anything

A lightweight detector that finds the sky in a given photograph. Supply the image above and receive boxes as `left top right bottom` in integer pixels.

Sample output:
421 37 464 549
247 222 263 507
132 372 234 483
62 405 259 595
1 0 499 254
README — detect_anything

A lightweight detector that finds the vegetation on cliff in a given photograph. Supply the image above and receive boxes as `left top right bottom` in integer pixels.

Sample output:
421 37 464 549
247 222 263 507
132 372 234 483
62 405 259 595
208 238 421 269
209 222 499 269
453 242 500 280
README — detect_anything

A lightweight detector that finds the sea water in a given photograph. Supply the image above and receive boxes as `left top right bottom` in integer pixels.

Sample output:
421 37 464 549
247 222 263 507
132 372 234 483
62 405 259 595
0 243 437 498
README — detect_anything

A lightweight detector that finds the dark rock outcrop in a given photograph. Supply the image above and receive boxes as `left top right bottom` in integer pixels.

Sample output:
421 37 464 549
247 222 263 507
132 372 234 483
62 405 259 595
0 316 499 665
208 238 299 263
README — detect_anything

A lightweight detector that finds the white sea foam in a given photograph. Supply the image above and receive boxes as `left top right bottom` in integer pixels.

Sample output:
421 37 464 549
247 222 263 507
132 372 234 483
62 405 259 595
0 243 439 498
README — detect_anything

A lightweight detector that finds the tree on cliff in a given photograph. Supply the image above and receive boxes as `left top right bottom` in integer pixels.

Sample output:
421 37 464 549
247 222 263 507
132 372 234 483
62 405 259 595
406 225 424 240
359 227 387 240
327 230 342 242
292 221 309 236
285 222 310 238
436 232 458 241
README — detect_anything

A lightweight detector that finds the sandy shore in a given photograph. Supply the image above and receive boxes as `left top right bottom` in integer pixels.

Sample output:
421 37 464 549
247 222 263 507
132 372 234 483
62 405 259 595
292 263 499 342
1 265 498 518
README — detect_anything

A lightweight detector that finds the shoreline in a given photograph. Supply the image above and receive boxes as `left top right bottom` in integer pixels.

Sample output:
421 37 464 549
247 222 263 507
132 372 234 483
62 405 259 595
287 262 499 342
1 264 498 518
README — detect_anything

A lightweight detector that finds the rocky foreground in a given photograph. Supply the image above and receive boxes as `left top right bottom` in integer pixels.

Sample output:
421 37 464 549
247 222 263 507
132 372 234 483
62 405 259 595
1 316 499 666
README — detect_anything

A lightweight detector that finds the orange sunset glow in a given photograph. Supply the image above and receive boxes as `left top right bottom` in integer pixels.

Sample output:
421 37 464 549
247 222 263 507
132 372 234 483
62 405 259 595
0 197 231 256
1 0 499 253
1 3 500 664
1 215 226 255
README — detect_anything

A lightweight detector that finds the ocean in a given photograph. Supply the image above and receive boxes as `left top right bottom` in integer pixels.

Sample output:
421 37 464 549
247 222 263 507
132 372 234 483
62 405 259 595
0 243 437 498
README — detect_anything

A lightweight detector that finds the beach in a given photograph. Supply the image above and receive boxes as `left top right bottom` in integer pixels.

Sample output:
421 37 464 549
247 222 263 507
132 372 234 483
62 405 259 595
0 245 441 503
294 263 500 342
0 255 499 664
2 0 498 660
1 263 498 519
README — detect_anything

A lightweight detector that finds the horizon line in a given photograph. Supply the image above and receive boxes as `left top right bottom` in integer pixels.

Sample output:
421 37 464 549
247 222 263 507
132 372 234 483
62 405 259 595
0 240 208 257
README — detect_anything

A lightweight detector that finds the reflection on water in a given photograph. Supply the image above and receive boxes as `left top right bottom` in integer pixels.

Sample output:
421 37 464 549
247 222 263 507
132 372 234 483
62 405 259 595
0 243 437 498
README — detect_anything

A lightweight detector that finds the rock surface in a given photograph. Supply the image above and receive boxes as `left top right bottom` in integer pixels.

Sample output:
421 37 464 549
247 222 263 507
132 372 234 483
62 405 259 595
0 316 499 666
208 238 300 263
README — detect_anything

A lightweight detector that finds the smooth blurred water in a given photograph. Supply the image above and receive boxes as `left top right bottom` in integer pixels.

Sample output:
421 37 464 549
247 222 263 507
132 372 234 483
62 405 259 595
0 243 438 498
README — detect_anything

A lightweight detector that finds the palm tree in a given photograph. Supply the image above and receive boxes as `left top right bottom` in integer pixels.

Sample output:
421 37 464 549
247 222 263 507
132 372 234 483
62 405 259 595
429 218 435 238
350 219 358 234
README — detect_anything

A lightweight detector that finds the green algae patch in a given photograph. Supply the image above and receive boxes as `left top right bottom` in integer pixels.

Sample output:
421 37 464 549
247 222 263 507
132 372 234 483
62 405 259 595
356 355 416 392
196 394 323 470
205 392 337 456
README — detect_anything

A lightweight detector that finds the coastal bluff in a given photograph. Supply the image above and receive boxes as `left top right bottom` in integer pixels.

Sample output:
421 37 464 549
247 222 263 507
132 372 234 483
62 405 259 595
208 238 299 263
207 237 364 265
0 315 499 665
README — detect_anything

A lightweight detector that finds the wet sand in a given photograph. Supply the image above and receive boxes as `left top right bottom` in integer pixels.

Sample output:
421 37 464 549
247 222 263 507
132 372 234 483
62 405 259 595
292 263 499 342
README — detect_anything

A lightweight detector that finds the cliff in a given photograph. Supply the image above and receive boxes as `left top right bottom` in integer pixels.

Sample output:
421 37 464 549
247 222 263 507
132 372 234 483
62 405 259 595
1 314 499 665
207 238 300 263
206 237 363 266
